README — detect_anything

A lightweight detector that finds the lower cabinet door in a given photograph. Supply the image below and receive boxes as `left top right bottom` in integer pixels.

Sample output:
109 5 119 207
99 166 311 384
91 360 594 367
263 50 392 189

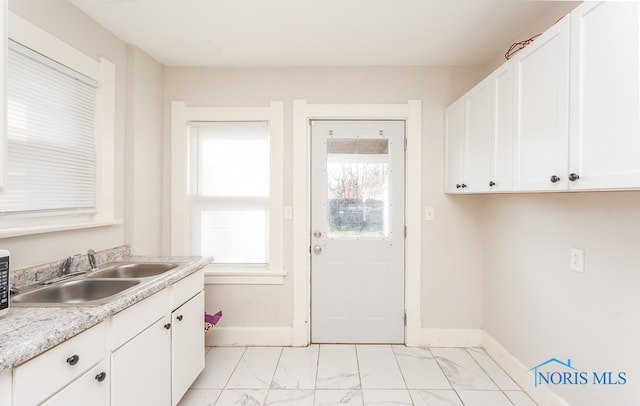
171 291 205 405
111 315 171 406
42 362 109 406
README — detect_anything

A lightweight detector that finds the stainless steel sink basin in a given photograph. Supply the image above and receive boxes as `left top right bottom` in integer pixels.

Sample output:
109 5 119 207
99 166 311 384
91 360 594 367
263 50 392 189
11 279 140 307
86 262 179 279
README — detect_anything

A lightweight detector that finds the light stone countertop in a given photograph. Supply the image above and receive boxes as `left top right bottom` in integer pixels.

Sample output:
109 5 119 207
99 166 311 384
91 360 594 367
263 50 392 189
0 255 211 373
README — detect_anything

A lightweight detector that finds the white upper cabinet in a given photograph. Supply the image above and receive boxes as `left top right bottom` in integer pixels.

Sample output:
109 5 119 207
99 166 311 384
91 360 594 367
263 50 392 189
444 69 512 194
490 63 514 192
512 15 570 191
464 77 493 193
444 77 493 193
444 97 466 193
446 1 640 194
569 1 640 190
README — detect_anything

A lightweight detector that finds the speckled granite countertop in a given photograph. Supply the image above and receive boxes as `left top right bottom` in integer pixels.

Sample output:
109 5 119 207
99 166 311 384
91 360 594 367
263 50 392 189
0 255 211 373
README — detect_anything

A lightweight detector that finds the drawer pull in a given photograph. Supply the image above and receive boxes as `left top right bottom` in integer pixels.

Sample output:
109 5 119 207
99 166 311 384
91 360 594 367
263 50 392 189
66 355 80 366
177 315 184 321
95 372 107 382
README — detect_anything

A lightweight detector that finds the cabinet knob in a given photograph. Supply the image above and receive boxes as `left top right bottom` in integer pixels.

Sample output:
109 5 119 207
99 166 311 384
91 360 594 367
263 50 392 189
461 184 467 189
569 173 580 182
550 175 561 183
66 355 80 366
95 372 107 382
489 181 496 187
164 323 171 330
456 184 462 189
177 315 184 321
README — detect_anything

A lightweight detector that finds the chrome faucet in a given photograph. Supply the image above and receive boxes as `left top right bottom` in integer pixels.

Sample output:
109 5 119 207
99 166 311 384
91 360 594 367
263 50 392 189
61 256 73 276
88 249 97 272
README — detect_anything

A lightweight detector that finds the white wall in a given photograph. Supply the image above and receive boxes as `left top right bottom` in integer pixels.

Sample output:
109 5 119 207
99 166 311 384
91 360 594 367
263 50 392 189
482 192 640 405
162 66 487 334
6 0 129 269
126 46 164 255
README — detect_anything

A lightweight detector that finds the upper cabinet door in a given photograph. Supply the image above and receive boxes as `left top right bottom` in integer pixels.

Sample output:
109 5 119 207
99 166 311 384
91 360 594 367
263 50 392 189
464 77 493 193
490 63 514 192
569 1 640 190
513 16 570 191
444 97 466 193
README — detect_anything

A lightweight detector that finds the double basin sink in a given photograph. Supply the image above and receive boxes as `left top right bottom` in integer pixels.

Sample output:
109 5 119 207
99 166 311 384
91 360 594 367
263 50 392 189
11 262 179 307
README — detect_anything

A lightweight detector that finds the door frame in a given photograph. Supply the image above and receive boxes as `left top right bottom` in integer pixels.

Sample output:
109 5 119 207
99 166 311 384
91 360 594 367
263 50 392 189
292 100 422 346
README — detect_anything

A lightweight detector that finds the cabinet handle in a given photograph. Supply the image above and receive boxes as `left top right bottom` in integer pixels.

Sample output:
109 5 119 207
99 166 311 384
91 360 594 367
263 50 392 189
461 184 467 189
456 184 462 189
569 173 580 182
66 355 80 366
164 323 171 330
177 315 184 321
550 175 561 183
489 181 496 187
95 372 107 382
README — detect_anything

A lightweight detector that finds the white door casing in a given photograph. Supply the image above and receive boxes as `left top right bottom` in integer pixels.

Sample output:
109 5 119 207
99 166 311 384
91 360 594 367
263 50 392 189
292 100 423 347
311 120 405 343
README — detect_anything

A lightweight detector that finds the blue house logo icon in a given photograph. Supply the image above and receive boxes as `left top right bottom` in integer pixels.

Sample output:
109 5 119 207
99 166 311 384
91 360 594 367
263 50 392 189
529 358 579 388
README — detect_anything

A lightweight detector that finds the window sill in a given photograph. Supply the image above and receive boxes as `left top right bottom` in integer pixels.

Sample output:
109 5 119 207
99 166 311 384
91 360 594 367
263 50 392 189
204 265 287 285
0 219 122 239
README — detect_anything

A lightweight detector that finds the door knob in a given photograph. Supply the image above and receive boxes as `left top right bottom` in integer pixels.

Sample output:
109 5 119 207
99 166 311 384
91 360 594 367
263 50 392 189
313 245 322 255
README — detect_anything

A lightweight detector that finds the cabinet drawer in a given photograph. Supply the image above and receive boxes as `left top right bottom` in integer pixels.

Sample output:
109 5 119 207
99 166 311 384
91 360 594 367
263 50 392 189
171 269 204 310
42 361 109 406
111 288 170 350
13 322 106 406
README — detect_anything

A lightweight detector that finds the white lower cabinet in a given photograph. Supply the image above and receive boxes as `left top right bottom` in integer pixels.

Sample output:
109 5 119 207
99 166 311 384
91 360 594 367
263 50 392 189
172 291 205 405
110 269 205 406
111 314 172 406
7 269 205 405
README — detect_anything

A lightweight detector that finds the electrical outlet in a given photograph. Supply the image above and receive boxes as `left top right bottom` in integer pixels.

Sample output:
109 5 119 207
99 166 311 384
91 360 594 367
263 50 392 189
570 248 585 273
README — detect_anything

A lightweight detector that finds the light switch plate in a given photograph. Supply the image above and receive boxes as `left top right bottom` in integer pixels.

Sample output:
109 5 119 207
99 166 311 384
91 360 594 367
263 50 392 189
424 206 435 221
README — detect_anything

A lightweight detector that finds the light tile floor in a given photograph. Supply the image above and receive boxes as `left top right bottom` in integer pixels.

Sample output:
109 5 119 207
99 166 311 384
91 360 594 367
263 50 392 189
178 345 537 406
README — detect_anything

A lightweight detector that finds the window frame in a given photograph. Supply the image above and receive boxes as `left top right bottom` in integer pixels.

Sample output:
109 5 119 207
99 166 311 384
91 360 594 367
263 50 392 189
0 12 117 237
171 101 285 285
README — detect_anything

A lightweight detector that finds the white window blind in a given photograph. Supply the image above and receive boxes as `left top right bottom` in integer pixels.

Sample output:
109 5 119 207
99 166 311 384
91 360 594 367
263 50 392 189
1 40 98 217
189 122 270 264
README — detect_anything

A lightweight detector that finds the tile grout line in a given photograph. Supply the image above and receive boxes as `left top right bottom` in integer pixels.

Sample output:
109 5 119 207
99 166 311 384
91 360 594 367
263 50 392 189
390 344 416 405
264 346 285 405
463 347 520 406
429 347 466 405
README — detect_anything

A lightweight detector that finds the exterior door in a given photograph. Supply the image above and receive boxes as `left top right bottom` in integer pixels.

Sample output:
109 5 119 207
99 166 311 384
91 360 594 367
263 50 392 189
311 120 405 343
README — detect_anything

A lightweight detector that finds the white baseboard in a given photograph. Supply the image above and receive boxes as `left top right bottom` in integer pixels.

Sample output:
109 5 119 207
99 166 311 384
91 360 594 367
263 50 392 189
481 331 569 406
205 326 293 347
420 328 483 347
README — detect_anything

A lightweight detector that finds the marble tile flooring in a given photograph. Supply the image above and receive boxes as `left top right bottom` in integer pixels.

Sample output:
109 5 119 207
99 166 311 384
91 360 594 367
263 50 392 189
178 345 537 406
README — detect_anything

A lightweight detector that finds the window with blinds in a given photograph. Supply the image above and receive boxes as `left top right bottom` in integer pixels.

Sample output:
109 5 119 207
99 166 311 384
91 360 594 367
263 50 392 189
189 122 270 264
1 40 98 217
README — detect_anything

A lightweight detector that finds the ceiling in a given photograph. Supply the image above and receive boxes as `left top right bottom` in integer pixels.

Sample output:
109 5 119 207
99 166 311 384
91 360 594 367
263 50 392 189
67 0 570 67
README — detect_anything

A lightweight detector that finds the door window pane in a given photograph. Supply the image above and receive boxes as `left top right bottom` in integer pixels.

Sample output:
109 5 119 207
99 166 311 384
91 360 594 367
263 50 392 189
326 139 390 239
